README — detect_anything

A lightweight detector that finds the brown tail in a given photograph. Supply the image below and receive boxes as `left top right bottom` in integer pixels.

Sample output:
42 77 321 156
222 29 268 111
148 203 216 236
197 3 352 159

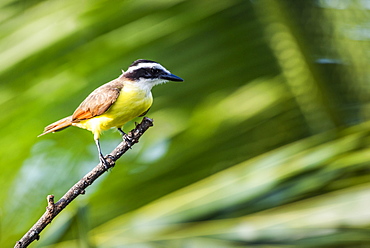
38 116 73 137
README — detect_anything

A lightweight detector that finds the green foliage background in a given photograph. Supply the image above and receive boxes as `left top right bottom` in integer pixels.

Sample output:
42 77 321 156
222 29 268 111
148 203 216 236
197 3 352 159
1 0 370 247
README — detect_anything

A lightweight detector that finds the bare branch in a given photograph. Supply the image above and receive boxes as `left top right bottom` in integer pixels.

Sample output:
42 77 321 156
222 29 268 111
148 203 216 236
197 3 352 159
14 117 154 248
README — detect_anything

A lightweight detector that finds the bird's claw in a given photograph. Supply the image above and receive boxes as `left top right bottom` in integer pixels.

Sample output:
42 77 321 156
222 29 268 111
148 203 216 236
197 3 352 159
124 135 133 149
99 154 112 170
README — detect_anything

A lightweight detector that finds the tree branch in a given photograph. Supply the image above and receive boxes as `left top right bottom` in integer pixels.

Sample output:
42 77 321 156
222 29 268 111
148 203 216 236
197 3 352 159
14 117 154 248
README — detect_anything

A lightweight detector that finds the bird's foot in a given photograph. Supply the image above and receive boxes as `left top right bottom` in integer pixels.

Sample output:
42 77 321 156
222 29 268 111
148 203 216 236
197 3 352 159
117 128 133 148
99 154 113 170
117 127 126 136
124 135 133 149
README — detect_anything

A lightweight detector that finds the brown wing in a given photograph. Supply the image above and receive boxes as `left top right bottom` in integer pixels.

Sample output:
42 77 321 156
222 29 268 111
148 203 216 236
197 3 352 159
72 80 123 122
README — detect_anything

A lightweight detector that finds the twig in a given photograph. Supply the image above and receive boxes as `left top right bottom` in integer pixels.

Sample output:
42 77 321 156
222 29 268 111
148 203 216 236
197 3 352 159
14 117 154 248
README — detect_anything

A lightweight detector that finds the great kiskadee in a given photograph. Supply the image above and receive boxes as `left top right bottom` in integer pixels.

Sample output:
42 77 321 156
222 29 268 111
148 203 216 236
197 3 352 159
38 59 183 166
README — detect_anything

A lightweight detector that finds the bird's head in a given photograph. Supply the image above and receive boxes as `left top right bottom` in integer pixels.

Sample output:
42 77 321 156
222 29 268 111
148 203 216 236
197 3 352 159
123 59 184 86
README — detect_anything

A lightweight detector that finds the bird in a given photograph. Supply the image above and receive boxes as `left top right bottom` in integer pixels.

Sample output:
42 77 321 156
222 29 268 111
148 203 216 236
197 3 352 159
38 59 184 167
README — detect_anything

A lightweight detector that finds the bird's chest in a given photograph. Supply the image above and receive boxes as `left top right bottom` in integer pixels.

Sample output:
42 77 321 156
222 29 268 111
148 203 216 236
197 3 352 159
105 86 153 124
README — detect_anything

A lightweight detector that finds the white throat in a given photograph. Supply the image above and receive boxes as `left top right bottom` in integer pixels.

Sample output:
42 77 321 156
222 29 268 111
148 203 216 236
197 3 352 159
123 78 163 97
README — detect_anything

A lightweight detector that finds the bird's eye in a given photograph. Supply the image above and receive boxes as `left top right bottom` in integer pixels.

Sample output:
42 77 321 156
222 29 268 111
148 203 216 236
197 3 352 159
151 68 159 74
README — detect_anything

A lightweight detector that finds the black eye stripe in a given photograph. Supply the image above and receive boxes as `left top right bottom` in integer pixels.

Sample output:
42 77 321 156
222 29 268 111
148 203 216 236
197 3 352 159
125 67 163 80
151 68 161 75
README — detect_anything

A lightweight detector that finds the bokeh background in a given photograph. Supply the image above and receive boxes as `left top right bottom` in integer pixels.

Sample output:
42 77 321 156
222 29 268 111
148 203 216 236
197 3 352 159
1 0 370 247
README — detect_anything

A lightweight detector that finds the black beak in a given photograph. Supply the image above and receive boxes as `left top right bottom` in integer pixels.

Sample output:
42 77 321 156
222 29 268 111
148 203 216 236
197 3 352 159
160 73 184 82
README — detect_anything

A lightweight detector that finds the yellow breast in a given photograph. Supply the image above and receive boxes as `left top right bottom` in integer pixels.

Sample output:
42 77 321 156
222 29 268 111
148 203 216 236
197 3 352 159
74 83 153 139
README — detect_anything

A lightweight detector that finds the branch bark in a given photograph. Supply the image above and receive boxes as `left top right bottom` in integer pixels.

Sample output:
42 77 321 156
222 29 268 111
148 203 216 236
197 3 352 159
14 117 154 248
